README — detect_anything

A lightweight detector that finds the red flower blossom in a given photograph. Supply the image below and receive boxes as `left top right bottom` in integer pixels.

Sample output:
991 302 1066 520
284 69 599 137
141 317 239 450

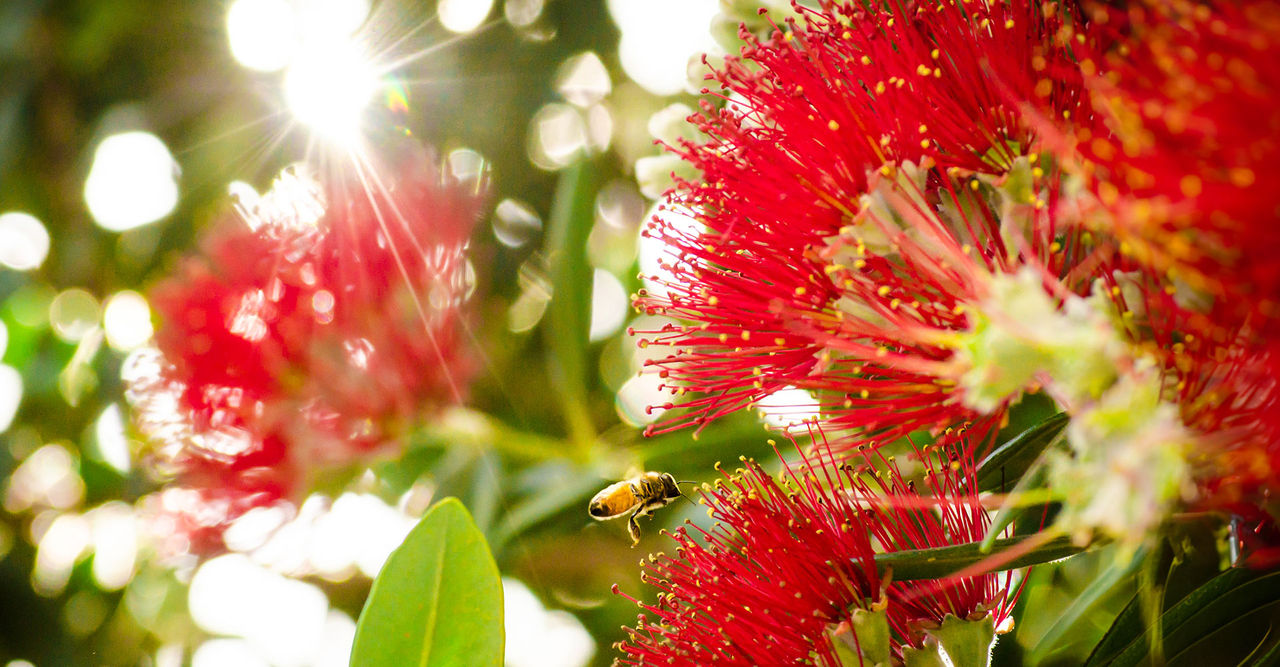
632 0 1100 450
613 438 1017 666
1077 0 1280 320
124 149 482 554
1071 0 1280 507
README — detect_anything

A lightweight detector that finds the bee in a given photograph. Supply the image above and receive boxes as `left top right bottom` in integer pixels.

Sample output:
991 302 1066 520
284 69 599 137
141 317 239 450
588 472 685 546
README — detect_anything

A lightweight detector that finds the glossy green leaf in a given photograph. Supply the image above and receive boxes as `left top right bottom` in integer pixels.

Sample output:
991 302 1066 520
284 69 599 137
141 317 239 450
1090 567 1280 667
351 498 504 667
874 533 1086 581
975 412 1068 493
543 161 599 454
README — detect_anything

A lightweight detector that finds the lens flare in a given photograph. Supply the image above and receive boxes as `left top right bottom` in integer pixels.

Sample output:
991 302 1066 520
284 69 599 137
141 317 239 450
284 40 380 147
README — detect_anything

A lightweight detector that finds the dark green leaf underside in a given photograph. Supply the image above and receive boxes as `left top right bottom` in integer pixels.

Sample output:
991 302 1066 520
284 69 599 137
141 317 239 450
975 412 1068 493
1088 567 1280 667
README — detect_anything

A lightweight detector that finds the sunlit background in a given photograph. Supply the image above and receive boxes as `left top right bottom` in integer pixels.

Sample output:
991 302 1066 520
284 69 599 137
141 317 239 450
0 0 783 664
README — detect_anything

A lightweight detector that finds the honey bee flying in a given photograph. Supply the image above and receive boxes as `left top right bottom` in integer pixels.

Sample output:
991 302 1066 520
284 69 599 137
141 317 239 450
588 472 684 546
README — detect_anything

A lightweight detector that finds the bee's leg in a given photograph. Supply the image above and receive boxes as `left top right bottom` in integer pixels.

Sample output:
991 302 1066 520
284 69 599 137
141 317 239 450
627 511 643 546
628 502 664 547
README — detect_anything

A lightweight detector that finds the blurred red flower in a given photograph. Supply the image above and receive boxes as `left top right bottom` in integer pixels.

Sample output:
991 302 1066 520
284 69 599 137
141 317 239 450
1073 0 1280 507
124 150 482 555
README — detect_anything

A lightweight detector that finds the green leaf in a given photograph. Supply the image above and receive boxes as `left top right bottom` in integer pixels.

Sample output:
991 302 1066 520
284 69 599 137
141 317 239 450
975 412 1068 493
351 498 504 667
543 161 599 454
874 533 1086 581
1091 567 1280 667
1029 543 1146 663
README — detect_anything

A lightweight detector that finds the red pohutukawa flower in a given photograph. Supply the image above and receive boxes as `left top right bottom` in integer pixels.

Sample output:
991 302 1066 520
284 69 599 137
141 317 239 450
123 149 482 554
1070 0 1280 505
632 0 1100 451
614 439 1017 666
1078 0 1280 321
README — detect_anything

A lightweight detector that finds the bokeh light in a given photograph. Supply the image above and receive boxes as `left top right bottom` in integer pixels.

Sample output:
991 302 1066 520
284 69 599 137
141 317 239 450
89 502 139 591
439 0 495 34
0 364 21 434
503 578 594 667
447 147 491 189
637 201 703 299
226 0 297 72
4 444 85 513
192 639 270 667
93 404 133 474
48 289 101 343
556 52 611 107
527 103 588 170
589 268 627 342
607 0 718 95
492 198 542 248
615 372 667 426
189 554 342 666
0 212 50 271
84 132 180 232
103 290 154 351
754 385 822 431
504 0 543 28
34 513 91 596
